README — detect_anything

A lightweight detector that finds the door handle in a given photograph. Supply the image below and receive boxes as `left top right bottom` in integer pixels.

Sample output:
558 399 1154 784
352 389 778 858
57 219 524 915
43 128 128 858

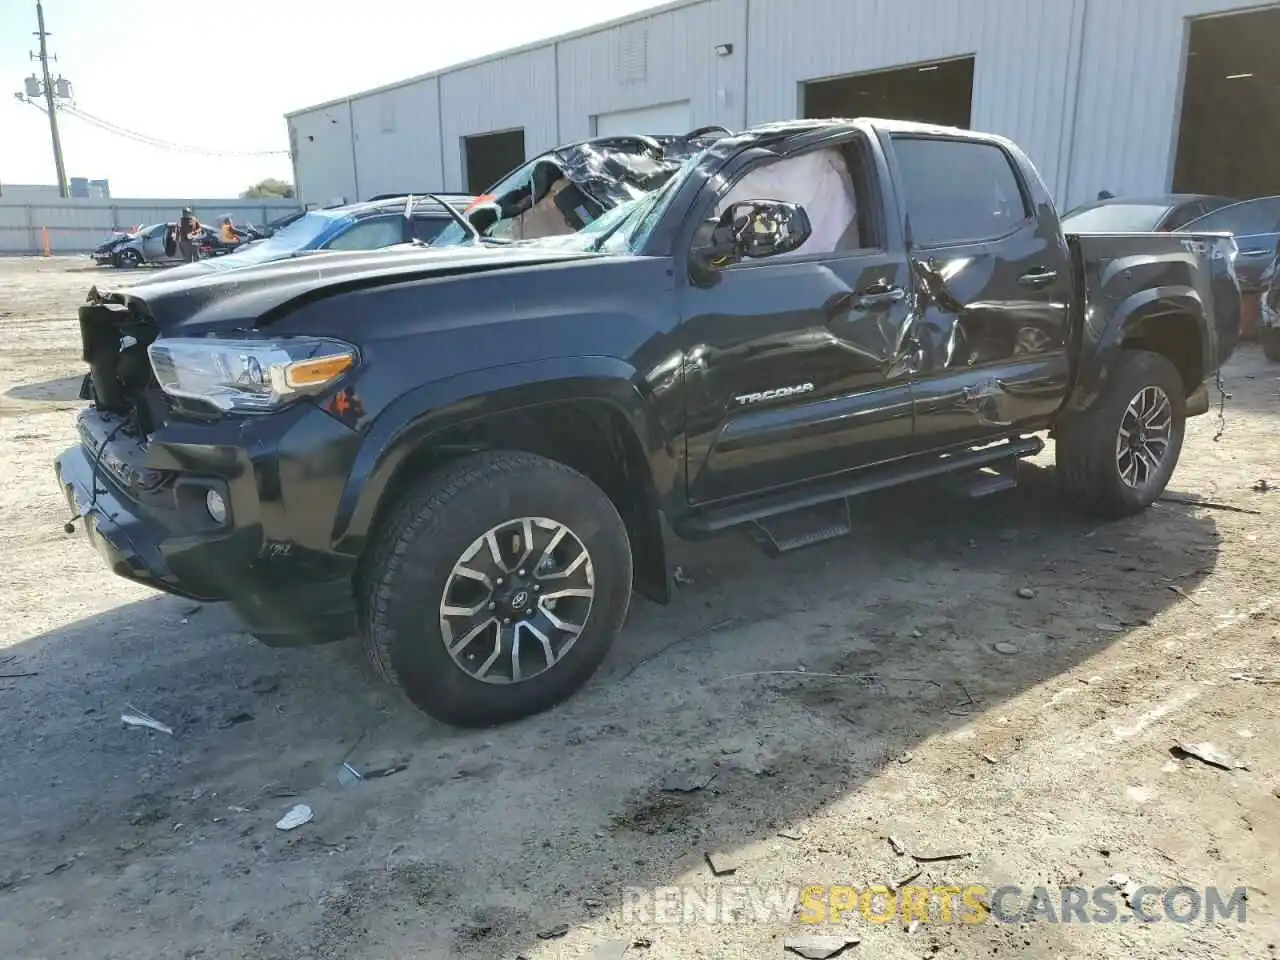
1017 268 1058 287
854 282 906 307
1238 248 1272 257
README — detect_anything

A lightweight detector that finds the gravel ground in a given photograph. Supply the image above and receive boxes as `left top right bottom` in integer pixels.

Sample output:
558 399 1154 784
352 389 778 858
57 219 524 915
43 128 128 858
1 255 1278 960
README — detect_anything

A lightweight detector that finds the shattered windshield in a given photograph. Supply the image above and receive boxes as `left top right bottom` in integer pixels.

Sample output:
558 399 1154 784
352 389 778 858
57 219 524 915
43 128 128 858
433 135 715 249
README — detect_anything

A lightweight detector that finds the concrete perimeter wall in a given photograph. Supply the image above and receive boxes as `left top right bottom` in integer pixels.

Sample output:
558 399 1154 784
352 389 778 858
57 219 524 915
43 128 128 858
0 198 301 255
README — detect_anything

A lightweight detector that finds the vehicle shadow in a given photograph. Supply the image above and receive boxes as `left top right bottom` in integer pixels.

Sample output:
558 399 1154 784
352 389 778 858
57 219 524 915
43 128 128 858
5 374 84 403
0 463 1221 960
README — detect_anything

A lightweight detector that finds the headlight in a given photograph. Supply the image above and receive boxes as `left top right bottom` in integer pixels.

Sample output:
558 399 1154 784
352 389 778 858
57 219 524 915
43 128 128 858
147 337 356 412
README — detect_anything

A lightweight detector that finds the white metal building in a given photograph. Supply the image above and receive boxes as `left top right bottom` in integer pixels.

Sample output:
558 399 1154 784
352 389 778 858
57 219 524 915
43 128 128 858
285 0 1280 210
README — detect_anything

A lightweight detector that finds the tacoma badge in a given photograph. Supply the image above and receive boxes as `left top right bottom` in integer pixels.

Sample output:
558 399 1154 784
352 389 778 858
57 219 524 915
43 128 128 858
734 383 815 405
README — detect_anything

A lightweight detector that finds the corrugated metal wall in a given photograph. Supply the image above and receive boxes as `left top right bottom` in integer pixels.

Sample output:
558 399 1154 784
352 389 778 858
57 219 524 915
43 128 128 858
286 0 1279 208
556 0 747 142
291 104 359 207
746 0 1084 205
0 199 299 255
1062 0 1270 207
350 79 445 199
439 47 560 190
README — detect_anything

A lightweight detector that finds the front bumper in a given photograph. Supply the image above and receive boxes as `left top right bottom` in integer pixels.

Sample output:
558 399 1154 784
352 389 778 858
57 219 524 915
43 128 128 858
54 404 361 645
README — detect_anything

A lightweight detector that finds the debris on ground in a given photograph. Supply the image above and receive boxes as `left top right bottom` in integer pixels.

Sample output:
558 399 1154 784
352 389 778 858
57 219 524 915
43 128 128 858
1230 673 1280 685
1171 741 1238 771
536 924 570 940
912 848 969 863
1254 479 1272 492
1095 622 1124 633
897 751 914 764
586 940 632 960
705 850 739 876
1158 494 1261 515
217 712 253 729
993 642 1019 655
1016 587 1036 599
892 866 923 890
275 804 313 831
120 705 174 736
673 565 695 586
1107 873 1142 910
778 825 808 841
886 835 907 856
0 671 39 679
1168 584 1200 605
783 934 861 958
632 936 653 948
660 768 717 793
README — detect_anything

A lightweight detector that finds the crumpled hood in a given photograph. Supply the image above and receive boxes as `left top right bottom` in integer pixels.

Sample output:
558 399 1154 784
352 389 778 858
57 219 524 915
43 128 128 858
86 242 603 333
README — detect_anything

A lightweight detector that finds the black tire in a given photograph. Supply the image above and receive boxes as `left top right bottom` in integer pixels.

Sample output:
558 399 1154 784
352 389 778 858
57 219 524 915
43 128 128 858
1262 325 1280 363
1055 350 1186 519
359 450 633 727
117 248 141 268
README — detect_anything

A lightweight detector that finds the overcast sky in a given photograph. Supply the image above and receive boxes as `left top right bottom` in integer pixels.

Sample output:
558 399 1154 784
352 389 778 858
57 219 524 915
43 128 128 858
0 0 661 198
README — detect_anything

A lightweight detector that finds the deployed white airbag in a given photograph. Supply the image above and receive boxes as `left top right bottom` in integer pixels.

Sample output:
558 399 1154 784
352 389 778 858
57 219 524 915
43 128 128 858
716 147 859 256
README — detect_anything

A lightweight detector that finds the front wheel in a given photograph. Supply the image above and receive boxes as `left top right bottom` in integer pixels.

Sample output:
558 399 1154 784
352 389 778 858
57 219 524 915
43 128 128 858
116 248 142 268
359 450 633 727
1056 350 1186 519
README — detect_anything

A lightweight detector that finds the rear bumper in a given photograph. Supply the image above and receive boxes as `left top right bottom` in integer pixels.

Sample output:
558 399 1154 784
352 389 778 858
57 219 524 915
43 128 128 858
54 406 360 645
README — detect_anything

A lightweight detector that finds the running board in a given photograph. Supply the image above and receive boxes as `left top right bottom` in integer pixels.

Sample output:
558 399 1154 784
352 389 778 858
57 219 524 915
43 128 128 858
682 436 1044 538
749 500 852 557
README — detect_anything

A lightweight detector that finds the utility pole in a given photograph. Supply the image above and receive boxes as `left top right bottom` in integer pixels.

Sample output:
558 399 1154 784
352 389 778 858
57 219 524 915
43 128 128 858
33 0 68 198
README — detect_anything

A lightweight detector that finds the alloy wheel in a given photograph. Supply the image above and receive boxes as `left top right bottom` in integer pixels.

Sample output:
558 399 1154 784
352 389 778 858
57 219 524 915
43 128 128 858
439 517 595 684
1115 385 1173 489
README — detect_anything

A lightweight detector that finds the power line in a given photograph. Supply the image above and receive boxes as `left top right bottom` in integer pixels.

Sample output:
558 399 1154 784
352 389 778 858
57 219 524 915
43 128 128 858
20 97 288 158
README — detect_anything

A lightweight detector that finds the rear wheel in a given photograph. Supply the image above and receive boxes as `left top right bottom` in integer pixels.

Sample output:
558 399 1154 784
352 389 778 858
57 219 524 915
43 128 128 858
1261 325 1280 362
1056 350 1186 519
360 450 633 727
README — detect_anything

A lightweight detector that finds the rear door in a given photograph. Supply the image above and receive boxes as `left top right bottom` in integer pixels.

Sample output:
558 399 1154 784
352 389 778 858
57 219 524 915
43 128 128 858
885 135 1072 453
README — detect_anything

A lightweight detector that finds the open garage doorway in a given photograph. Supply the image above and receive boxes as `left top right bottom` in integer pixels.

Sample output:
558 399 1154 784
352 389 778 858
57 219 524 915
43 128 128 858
803 56 974 127
1173 7 1280 199
463 129 525 195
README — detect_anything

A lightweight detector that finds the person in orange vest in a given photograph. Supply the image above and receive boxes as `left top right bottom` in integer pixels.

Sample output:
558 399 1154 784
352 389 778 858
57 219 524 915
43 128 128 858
219 216 242 245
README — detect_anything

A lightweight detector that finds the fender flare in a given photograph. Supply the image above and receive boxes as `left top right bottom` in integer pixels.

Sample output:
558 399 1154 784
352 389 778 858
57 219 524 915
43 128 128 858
331 356 664 554
1066 285 1209 413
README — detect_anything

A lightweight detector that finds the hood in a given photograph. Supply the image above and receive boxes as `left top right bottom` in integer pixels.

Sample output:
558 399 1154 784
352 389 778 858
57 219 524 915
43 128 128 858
86 242 605 333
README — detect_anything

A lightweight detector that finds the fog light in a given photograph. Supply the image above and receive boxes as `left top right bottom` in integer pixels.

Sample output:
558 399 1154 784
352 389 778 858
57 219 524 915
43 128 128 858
205 489 227 524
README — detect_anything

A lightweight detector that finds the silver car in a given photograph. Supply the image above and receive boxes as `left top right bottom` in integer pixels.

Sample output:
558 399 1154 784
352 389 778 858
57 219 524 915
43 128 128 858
102 222 214 268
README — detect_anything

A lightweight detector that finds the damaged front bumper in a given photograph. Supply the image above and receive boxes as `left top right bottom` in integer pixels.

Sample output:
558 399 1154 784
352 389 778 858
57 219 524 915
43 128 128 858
54 404 360 646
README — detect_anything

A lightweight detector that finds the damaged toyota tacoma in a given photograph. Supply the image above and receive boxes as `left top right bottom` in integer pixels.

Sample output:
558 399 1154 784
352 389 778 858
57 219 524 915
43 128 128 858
56 119 1241 727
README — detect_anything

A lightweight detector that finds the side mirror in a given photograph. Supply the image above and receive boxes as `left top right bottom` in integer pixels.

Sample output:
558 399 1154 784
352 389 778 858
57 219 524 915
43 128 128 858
690 199 812 282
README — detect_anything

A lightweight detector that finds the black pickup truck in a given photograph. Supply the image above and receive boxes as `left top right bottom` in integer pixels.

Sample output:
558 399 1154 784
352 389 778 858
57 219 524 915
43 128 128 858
56 119 1241 727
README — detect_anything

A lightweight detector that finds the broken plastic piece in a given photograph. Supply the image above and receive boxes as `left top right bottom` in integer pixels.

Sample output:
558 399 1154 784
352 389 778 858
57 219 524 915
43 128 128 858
275 804 313 831
121 705 174 736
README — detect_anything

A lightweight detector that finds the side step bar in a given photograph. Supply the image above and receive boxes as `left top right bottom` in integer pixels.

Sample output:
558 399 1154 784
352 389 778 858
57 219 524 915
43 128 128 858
683 435 1044 542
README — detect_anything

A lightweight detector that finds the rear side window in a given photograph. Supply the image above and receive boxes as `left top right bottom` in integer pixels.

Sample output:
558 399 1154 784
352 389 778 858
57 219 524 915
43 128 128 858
892 137 1029 246
411 216 449 243
1184 197 1280 236
323 217 404 251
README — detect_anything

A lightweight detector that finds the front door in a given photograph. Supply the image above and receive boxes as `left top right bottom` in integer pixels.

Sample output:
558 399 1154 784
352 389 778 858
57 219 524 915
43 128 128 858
886 134 1072 453
679 138 916 504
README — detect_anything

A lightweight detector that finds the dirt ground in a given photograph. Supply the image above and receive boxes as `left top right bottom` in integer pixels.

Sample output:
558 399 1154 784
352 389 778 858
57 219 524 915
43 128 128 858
1 255 1278 960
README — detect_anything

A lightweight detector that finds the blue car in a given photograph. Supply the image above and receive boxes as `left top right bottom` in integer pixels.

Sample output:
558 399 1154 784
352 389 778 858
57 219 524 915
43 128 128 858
139 194 474 282
1181 195 1280 292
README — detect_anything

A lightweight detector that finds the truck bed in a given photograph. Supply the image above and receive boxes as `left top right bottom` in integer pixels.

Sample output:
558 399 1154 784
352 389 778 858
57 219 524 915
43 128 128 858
1067 230 1241 370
